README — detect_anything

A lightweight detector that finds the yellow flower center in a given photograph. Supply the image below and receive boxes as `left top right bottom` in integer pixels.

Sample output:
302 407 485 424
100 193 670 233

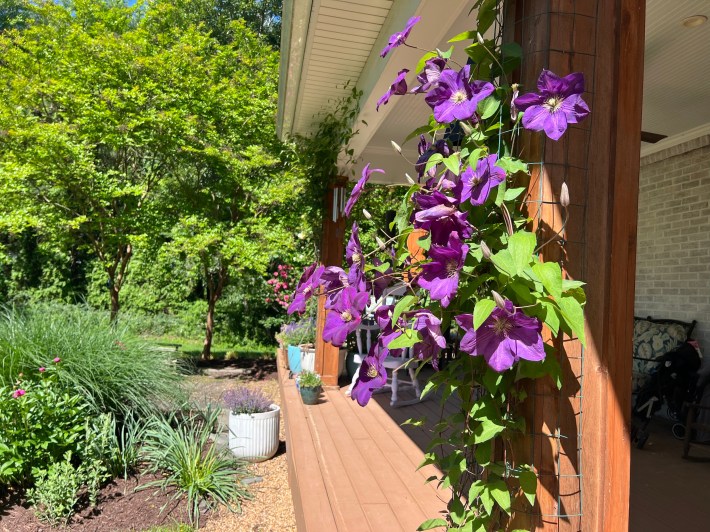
352 252 362 264
544 96 563 113
366 365 378 378
341 310 353 322
451 90 468 104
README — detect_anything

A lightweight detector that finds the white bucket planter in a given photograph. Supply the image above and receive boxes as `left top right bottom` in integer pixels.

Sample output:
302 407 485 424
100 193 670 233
228 404 280 462
300 346 316 372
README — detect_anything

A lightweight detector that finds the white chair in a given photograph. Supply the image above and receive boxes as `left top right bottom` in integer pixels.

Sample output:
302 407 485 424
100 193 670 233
346 284 423 407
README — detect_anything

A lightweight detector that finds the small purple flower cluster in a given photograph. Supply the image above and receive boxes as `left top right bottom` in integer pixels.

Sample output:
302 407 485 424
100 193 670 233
224 387 273 415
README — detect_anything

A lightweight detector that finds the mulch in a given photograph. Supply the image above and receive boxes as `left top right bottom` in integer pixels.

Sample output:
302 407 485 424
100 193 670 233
0 474 195 532
0 357 296 532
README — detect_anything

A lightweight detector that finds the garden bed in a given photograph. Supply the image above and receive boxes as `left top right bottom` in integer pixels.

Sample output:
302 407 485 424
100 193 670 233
1 473 196 531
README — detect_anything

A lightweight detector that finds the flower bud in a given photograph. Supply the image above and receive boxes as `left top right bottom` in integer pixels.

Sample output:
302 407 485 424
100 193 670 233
376 236 387 250
405 173 416 185
476 32 485 45
501 204 514 236
460 121 474 136
391 140 402 155
560 182 570 208
481 241 491 260
362 208 372 220
491 290 506 310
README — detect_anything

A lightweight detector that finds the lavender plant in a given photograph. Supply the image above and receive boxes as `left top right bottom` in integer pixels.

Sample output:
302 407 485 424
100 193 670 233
223 387 273 415
289 2 588 529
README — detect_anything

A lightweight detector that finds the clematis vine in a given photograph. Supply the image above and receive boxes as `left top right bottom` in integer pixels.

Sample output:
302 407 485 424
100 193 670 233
411 310 447 369
514 69 590 140
455 300 545 372
413 190 473 244
456 153 506 206
380 16 421 58
416 231 468 307
287 262 324 315
344 163 385 218
322 286 369 347
424 65 495 123
377 69 409 111
288 10 588 528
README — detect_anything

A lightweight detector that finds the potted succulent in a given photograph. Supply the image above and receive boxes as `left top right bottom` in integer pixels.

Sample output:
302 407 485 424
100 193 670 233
223 387 280 462
296 370 322 405
278 318 316 373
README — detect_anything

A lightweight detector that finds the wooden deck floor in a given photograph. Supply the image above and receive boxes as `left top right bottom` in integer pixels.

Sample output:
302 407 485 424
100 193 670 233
277 351 453 531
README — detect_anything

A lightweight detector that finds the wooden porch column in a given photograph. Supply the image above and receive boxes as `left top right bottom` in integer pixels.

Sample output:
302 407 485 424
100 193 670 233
506 0 645 530
315 177 348 386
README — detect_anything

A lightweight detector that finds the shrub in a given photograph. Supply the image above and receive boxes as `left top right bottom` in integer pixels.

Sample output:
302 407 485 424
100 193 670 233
277 318 316 346
0 303 187 418
223 387 273 415
140 406 251 527
26 452 82 526
0 366 89 486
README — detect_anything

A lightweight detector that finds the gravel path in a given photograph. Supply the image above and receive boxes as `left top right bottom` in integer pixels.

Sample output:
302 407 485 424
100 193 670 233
187 370 297 532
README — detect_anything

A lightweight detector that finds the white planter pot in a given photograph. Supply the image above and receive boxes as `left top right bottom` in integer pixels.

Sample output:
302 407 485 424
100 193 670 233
228 404 280 462
300 346 316 372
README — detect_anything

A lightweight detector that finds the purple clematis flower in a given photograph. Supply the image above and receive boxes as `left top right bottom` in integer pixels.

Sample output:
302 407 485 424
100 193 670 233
411 57 447 93
346 223 364 269
513 69 589 141
455 300 545 372
424 65 495 124
287 262 325 315
411 310 447 369
380 16 421 58
321 266 355 308
377 69 409 111
322 286 369 347
417 232 469 308
344 163 385 218
351 342 388 406
413 191 473 245
457 154 506 206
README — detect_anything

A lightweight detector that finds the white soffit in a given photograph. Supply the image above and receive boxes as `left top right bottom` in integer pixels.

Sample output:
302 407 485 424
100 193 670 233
277 0 474 185
642 0 710 146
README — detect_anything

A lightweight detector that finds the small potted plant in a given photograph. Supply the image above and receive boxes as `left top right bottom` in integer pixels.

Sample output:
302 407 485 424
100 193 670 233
224 387 280 462
279 318 316 373
296 370 322 405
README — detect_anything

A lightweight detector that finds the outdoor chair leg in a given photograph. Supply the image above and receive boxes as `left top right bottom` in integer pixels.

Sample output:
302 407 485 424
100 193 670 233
390 369 399 405
409 365 420 398
683 403 696 459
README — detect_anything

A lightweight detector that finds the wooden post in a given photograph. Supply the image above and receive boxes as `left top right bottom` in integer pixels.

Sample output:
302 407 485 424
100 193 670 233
506 0 645 530
315 177 348 386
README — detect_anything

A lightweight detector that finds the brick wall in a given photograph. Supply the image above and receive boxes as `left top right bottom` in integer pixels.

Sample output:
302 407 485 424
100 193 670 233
635 135 710 353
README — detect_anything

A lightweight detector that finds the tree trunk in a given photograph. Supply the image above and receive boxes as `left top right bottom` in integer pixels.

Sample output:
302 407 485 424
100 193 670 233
202 294 217 361
201 265 226 361
109 285 120 322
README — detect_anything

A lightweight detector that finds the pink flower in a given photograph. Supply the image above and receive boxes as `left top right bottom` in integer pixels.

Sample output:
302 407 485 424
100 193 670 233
12 389 26 399
53 357 61 363
265 298 271 303
39 367 46 372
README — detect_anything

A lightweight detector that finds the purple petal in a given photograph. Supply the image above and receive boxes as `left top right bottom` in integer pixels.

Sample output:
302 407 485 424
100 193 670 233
543 109 568 141
485 340 516 372
513 92 544 112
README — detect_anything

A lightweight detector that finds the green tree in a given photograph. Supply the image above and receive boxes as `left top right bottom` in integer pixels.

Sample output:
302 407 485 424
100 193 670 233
0 0 287 320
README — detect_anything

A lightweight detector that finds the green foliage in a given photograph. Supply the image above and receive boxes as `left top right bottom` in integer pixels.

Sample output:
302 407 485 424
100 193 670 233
140 406 251 527
26 453 83 526
297 370 322 389
0 303 187 418
0 370 89 486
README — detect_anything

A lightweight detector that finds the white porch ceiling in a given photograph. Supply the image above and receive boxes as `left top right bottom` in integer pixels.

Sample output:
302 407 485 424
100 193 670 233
278 0 710 182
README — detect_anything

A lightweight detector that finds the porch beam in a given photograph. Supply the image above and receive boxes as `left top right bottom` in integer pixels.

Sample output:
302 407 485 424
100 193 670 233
507 0 645 530
315 177 348 386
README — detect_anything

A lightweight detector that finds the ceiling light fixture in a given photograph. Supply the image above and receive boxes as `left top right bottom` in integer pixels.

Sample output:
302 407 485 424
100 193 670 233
682 15 708 28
